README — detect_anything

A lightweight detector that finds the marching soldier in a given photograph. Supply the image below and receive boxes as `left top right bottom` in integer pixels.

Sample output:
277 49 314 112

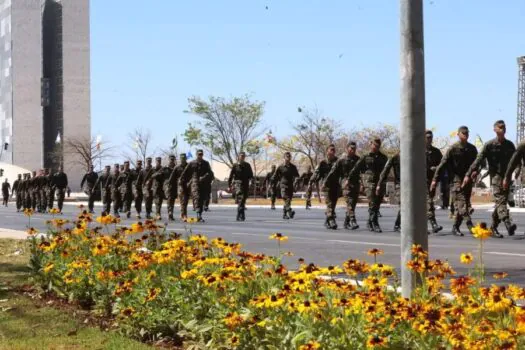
326 142 361 230
431 126 478 236
203 169 214 212
174 154 189 221
264 165 278 210
46 169 55 210
2 179 10 207
52 165 68 213
131 160 144 218
425 130 444 233
30 171 38 211
94 165 111 215
117 161 133 218
312 144 339 229
23 174 31 210
110 164 121 217
151 157 167 220
141 157 155 219
38 169 49 212
12 174 22 212
464 120 516 238
180 149 213 222
80 165 98 214
348 138 388 233
377 152 400 232
228 151 254 221
162 155 177 221
271 152 300 220
299 166 314 209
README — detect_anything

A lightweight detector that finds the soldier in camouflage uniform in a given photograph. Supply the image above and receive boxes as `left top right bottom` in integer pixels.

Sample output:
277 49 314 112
141 157 155 219
163 155 178 221
94 165 112 215
52 165 68 213
348 138 388 233
180 149 213 222
38 169 50 212
298 166 314 209
22 174 30 210
228 151 254 221
108 164 121 217
12 174 22 212
174 154 189 221
151 157 166 220
464 120 516 238
264 165 277 210
377 152 401 232
432 126 478 236
425 130 444 233
271 152 300 220
81 165 98 214
311 144 339 229
326 142 361 230
117 161 133 218
131 160 143 218
30 171 38 211
203 169 214 212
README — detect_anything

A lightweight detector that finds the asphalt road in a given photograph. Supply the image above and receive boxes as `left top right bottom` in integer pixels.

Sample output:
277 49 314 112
2 202 525 285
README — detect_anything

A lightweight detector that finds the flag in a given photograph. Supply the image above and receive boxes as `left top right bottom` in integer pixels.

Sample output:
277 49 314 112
55 133 61 144
449 130 457 138
186 151 193 160
474 134 484 149
95 135 102 150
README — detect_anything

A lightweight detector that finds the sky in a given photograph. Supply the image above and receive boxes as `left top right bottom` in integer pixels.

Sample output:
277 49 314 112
90 0 525 156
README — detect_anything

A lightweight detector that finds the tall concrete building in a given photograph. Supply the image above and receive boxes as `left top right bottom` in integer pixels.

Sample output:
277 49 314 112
0 0 90 190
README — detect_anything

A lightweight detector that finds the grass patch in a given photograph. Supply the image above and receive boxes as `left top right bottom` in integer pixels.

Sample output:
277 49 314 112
0 238 153 350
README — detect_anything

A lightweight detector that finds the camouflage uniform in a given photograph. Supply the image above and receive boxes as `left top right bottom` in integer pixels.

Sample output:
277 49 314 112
298 169 314 208
81 168 98 213
2 181 10 206
228 158 254 221
94 166 112 215
141 159 155 219
264 167 277 209
22 175 30 209
131 162 143 218
378 153 400 231
173 154 189 220
108 165 121 216
311 156 339 228
38 171 49 212
467 138 516 236
426 144 443 232
271 161 300 219
326 153 361 229
203 170 214 212
180 153 213 221
117 162 133 218
434 141 478 235
30 172 39 211
12 175 22 211
52 170 68 212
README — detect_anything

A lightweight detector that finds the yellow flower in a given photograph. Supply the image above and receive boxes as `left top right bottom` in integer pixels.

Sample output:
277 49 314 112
27 227 38 236
471 222 491 240
181 269 198 279
120 307 135 317
299 341 321 350
43 263 54 274
145 288 160 302
92 242 109 256
96 214 114 225
131 222 144 234
367 248 384 256
223 312 244 330
186 217 198 224
49 208 60 215
320 265 343 275
493 272 508 280
23 208 34 217
367 335 388 348
297 300 319 314
460 253 473 264
229 335 240 347
269 233 288 242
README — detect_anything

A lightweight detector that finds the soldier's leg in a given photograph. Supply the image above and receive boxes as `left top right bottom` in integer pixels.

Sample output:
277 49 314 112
104 193 112 215
451 183 467 236
270 187 276 209
48 189 55 210
57 189 65 211
135 193 143 217
167 194 175 220
326 189 338 229
449 186 456 218
179 191 188 220
365 185 374 231
427 187 442 233
88 189 95 213
305 185 312 209
16 194 21 211
370 184 383 233
492 178 514 236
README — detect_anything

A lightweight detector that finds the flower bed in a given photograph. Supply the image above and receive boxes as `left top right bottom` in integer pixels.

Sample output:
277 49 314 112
26 208 525 349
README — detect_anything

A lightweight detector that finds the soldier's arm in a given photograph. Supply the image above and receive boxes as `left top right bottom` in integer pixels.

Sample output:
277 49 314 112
228 166 235 187
377 158 393 187
433 147 452 183
466 143 488 178
80 174 87 189
247 164 254 180
348 157 364 180
324 159 341 187
505 144 525 183
270 167 280 185
200 162 213 183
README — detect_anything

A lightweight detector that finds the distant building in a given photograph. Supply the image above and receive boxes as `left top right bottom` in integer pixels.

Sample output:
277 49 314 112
0 0 90 190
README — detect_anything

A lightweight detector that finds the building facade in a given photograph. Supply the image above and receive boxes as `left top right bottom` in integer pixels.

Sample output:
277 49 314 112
0 0 90 190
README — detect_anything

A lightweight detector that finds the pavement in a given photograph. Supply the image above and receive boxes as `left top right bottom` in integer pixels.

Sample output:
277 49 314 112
2 202 525 285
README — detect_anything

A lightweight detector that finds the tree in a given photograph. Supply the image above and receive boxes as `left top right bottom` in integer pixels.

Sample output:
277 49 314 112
158 136 179 159
183 95 265 168
347 123 400 156
49 136 115 172
277 106 342 169
123 128 154 167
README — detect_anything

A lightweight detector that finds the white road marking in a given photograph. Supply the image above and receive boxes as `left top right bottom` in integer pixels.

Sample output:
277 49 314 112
327 239 399 247
231 232 399 247
486 251 525 257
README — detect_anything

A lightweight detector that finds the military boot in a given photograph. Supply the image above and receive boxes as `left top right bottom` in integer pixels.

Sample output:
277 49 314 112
343 216 351 230
491 224 504 238
270 202 276 210
126 211 131 219
197 212 205 223
236 208 242 221
372 213 382 233
283 209 289 220
429 218 443 233
306 200 311 210
367 212 374 232
504 220 516 236
324 218 331 229
168 212 175 221
240 208 246 222
393 212 401 232
146 212 152 220
329 217 338 230
452 225 464 236
289 210 296 219
350 217 359 230
466 220 474 235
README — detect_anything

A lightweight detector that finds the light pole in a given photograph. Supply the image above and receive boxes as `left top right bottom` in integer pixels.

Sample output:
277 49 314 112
400 0 428 298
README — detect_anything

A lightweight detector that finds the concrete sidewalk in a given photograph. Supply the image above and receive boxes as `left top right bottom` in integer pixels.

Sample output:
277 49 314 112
0 228 27 240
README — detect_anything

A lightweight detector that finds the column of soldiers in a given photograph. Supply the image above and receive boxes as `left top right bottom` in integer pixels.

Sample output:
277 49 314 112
10 166 68 213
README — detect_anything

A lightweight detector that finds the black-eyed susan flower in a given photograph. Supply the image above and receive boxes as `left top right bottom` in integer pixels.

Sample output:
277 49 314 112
460 253 473 264
269 233 288 242
472 222 491 240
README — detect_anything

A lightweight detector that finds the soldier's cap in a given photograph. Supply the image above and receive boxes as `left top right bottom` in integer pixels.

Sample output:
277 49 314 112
425 130 433 136
457 126 469 134
347 141 356 148
114 163 120 168
169 155 176 159
494 120 506 128
197 149 204 155
239 151 246 156
155 157 162 161
136 159 143 163
372 138 381 146
284 151 291 156
124 161 130 165
180 153 187 158
105 165 111 168
146 157 152 161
